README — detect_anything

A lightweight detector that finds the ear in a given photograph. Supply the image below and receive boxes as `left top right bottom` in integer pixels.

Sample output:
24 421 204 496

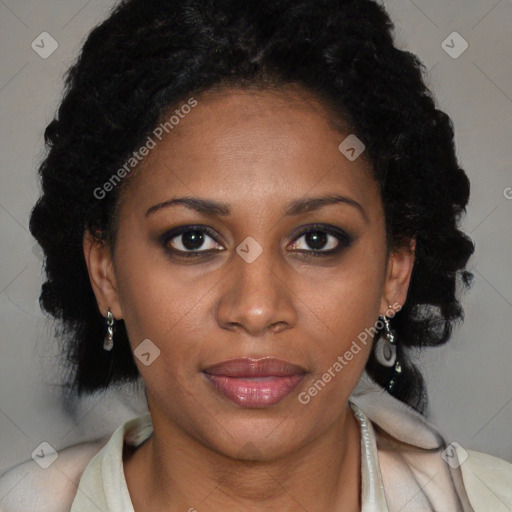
380 238 416 316
83 230 123 320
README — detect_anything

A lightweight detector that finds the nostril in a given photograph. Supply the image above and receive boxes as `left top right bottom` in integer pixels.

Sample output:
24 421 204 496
268 321 288 334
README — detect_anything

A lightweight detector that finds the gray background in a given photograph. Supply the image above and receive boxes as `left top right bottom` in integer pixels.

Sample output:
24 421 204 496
0 0 511 479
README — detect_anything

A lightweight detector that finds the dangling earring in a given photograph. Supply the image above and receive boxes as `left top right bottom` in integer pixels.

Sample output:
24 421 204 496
375 313 396 367
103 308 115 351
375 307 402 391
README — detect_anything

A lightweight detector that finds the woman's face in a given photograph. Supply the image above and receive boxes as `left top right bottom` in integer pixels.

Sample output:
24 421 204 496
85 85 414 459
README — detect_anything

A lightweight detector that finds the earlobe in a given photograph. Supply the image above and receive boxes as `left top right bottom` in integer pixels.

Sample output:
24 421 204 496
380 238 416 315
82 230 123 319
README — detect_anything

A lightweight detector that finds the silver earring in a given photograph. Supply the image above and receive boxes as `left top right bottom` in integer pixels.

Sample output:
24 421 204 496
375 314 396 367
375 311 402 392
388 360 402 392
103 308 115 351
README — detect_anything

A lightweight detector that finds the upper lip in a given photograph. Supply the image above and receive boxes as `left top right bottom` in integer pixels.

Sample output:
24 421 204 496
202 357 307 378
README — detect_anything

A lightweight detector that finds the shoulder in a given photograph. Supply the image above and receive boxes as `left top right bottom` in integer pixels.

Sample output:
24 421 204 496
458 447 512 511
0 438 108 512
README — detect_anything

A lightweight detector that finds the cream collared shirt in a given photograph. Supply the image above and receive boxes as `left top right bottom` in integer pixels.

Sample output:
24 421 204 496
64 404 512 512
1 372 511 511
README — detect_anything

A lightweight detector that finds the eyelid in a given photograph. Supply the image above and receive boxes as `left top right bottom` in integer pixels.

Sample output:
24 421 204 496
288 223 354 252
290 223 352 240
158 224 223 248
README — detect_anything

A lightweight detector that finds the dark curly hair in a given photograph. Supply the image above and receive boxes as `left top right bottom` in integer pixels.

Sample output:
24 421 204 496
29 0 474 413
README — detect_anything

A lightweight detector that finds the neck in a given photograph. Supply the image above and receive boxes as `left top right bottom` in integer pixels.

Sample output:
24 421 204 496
124 404 361 512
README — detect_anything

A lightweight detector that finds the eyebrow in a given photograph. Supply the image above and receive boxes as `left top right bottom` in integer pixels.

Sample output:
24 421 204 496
145 193 368 221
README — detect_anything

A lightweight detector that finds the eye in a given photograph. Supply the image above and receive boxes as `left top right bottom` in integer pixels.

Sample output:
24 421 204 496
288 224 353 256
159 223 353 260
160 225 224 256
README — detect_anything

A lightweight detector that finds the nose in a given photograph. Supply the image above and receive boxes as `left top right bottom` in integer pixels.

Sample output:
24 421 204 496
215 248 298 337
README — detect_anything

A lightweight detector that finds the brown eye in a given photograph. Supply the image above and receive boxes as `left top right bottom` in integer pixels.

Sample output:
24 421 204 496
288 224 353 256
160 225 224 256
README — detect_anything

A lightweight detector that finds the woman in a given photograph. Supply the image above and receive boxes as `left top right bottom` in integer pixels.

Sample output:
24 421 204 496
1 0 511 510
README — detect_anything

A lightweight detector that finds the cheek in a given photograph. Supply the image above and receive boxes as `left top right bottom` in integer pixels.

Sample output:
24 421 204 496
295 273 382 415
113 238 205 369
296 237 386 371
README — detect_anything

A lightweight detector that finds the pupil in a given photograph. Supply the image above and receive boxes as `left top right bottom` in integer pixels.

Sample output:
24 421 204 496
182 230 204 250
306 231 327 250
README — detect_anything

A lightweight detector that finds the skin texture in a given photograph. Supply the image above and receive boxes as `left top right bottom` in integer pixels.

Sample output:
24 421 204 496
83 85 415 512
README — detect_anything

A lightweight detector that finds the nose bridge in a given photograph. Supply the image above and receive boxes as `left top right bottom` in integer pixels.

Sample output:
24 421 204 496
237 239 278 295
233 218 282 288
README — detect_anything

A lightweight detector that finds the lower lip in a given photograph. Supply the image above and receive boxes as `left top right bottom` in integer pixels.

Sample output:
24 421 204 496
203 373 305 408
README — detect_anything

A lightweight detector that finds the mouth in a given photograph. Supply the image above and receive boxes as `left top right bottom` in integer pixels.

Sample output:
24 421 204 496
202 357 307 408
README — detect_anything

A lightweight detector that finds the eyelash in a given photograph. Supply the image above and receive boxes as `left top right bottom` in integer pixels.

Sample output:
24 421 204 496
159 224 354 260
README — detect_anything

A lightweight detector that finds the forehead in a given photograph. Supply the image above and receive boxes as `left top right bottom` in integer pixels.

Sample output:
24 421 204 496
118 86 378 217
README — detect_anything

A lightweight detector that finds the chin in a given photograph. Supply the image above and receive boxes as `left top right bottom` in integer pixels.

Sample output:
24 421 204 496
197 412 313 462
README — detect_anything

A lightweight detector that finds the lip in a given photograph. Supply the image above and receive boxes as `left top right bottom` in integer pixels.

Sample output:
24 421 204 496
202 357 307 408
